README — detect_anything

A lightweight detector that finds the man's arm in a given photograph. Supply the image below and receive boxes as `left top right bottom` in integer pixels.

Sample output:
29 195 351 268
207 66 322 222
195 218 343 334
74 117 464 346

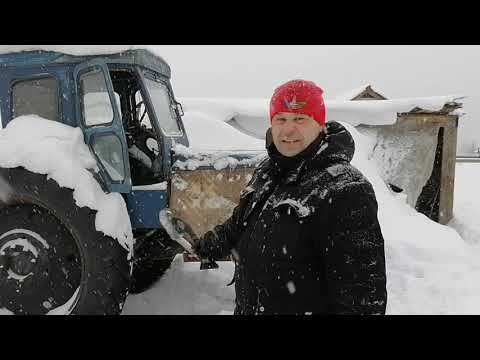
324 181 387 315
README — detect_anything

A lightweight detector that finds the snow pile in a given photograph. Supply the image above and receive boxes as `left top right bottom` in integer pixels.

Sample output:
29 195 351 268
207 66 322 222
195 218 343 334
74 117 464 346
181 110 265 150
181 97 268 122
0 116 133 254
327 96 464 126
174 100 266 169
448 163 480 246
122 255 235 315
180 96 464 140
173 143 266 171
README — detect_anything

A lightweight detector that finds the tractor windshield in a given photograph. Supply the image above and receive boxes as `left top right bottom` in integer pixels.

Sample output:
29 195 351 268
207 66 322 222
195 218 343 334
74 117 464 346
142 73 182 137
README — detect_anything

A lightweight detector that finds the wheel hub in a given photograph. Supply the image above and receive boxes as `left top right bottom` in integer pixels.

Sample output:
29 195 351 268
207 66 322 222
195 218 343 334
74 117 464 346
9 250 35 276
0 235 43 282
0 204 82 314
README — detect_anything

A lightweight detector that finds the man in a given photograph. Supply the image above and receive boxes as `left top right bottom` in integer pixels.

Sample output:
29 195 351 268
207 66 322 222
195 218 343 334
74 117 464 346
192 79 387 315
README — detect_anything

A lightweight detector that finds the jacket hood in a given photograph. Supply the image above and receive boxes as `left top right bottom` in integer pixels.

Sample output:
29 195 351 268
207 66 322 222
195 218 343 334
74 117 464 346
311 121 355 168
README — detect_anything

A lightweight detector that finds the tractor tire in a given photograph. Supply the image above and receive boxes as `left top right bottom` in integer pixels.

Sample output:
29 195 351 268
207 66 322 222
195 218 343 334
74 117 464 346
0 167 131 315
129 229 182 294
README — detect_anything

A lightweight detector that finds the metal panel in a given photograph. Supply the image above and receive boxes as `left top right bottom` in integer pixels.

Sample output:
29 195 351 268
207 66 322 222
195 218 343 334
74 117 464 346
125 190 168 229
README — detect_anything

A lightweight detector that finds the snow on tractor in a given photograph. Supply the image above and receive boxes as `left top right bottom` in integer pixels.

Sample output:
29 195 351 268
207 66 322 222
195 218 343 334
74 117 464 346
0 49 264 315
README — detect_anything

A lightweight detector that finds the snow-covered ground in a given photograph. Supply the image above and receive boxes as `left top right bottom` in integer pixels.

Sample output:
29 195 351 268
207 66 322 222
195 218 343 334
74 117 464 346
448 163 480 246
123 255 236 315
123 124 480 315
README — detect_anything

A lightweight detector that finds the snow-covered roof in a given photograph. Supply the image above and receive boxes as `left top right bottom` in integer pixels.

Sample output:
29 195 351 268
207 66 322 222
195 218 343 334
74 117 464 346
180 95 465 140
0 45 137 56
0 46 171 78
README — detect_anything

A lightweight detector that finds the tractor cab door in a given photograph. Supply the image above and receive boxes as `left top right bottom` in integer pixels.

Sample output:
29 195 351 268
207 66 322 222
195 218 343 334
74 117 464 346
74 59 131 193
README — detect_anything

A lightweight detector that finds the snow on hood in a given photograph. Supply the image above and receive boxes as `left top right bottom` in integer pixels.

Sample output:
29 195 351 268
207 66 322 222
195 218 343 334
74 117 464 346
0 116 133 255
173 143 266 171
180 95 465 140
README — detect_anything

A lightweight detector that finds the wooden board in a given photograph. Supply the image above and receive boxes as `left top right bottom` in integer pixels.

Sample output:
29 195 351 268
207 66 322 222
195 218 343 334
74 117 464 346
170 168 255 238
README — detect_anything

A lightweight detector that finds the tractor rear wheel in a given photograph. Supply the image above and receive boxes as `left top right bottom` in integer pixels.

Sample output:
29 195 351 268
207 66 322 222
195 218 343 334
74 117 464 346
0 167 131 315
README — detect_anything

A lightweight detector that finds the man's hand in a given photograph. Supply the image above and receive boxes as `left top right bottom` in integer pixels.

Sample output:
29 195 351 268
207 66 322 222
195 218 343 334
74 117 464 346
184 232 201 260
159 209 196 254
159 209 217 268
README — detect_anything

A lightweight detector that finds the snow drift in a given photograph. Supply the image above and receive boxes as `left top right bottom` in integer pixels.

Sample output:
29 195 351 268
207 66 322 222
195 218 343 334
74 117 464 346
448 163 480 246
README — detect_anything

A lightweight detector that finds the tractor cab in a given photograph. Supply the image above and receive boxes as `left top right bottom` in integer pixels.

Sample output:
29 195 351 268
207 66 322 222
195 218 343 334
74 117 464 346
0 49 188 229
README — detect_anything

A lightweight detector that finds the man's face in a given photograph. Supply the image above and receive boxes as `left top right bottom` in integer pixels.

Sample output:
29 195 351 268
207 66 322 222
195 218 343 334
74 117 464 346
271 112 323 157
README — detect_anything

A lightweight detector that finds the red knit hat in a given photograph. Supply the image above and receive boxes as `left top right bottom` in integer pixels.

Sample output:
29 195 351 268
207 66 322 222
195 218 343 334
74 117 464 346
270 79 326 125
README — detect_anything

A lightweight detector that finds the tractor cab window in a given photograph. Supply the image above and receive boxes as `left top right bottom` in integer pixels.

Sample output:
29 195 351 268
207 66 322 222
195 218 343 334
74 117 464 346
79 68 114 126
11 76 59 122
109 68 162 186
142 75 182 136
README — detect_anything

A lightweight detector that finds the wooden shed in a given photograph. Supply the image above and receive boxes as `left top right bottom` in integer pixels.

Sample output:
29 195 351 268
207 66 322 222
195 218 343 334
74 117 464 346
350 86 461 225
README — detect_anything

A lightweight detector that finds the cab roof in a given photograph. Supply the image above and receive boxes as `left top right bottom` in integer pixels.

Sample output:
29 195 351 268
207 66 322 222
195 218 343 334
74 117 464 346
0 48 171 78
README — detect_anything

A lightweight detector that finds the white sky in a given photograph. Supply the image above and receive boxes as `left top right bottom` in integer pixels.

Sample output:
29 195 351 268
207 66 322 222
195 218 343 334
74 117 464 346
0 45 476 154
149 45 480 154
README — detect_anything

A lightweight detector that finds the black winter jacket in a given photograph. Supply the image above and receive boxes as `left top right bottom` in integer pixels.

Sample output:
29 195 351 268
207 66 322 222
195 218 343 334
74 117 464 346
195 121 387 315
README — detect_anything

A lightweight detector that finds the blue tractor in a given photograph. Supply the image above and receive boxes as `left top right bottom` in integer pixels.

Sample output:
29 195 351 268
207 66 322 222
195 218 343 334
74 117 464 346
0 49 262 314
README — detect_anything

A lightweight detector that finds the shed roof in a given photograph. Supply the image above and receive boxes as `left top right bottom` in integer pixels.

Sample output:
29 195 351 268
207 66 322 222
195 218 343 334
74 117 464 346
334 84 388 101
